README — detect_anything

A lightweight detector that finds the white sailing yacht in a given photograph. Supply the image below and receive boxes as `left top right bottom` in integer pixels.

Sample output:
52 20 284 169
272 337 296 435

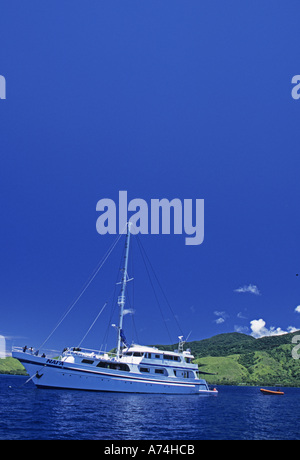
13 225 217 395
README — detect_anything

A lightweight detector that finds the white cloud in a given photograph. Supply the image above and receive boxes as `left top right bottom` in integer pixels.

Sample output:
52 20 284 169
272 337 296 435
250 318 297 338
214 310 226 317
234 325 249 334
250 319 268 338
213 311 228 324
237 311 247 319
295 305 300 313
234 284 261 295
215 317 225 324
123 309 135 316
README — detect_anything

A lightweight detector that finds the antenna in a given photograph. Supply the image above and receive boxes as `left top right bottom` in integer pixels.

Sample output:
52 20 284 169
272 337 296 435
178 335 185 353
178 331 192 353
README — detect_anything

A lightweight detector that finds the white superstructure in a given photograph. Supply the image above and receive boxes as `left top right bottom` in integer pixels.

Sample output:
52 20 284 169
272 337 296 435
12 343 216 394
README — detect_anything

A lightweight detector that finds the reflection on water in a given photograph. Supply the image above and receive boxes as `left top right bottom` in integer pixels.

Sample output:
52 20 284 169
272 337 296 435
1 377 300 440
245 389 297 440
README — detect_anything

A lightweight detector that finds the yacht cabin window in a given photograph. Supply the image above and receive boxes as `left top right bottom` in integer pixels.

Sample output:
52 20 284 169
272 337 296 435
164 354 180 361
154 368 165 374
140 367 150 373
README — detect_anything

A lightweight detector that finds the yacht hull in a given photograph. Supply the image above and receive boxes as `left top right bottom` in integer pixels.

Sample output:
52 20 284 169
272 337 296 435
13 351 216 395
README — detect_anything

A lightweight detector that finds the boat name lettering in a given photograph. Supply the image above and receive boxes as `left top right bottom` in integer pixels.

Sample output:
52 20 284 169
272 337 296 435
46 359 63 366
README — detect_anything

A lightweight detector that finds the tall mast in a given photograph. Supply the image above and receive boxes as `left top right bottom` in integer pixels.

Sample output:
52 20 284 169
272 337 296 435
116 222 131 360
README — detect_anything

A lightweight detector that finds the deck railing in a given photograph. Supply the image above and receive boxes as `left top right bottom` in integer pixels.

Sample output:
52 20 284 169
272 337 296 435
12 345 118 360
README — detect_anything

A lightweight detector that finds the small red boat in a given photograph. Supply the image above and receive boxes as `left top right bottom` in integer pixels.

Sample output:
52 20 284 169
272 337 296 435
260 388 284 395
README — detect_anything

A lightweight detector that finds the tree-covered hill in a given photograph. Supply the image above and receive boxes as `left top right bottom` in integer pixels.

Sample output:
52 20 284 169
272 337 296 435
0 356 27 375
157 331 300 386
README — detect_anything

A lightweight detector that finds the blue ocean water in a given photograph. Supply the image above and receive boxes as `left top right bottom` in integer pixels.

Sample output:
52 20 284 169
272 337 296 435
0 375 299 440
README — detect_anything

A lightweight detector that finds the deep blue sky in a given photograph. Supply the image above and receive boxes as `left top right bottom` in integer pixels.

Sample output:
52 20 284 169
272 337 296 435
1 1 300 353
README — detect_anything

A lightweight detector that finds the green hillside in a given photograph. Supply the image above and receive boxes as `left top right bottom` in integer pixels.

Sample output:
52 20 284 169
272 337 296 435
157 331 300 387
0 357 27 375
